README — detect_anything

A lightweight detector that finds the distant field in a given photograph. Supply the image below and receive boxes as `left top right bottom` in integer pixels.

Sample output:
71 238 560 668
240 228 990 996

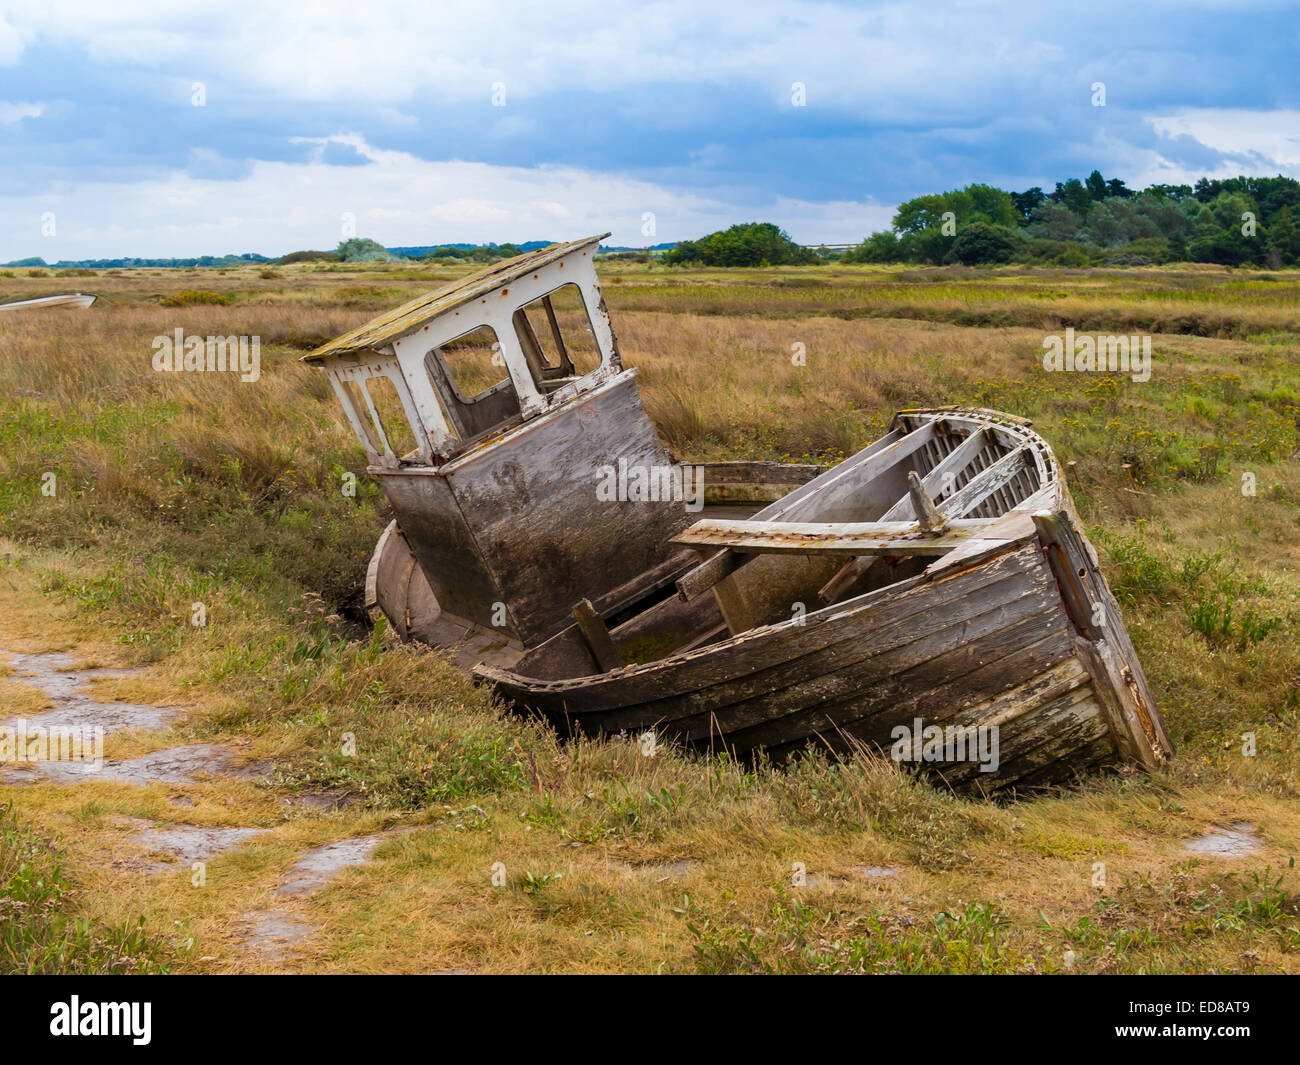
1 259 1297 973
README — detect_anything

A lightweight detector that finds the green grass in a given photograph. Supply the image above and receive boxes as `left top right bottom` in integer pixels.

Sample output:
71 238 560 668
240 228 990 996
0 803 171 974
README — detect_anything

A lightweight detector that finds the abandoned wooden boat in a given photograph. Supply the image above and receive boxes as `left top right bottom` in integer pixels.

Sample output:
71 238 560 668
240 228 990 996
303 236 1171 792
0 293 96 312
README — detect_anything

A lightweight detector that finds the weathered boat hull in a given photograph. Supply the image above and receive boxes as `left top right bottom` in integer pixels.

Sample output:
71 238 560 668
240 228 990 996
477 517 1170 793
0 293 96 312
365 459 827 671
474 409 1173 793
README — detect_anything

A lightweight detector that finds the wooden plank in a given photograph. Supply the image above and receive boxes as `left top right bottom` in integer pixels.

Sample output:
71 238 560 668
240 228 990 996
677 548 745 602
818 429 991 602
658 587 1066 744
671 516 993 556
674 421 938 601
939 446 1029 518
688 461 825 485
940 687 1110 791
1032 510 1173 769
759 630 1080 764
778 635 1086 756
907 471 946 532
571 599 622 672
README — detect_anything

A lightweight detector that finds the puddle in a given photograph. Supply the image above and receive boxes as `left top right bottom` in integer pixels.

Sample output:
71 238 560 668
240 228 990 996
633 859 697 881
3 742 259 786
242 911 315 960
1185 822 1260 858
242 831 398 965
128 824 266 871
275 834 389 897
2 650 177 733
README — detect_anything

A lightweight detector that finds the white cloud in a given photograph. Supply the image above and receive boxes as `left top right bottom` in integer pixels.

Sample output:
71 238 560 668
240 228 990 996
0 14 29 65
0 134 892 259
1149 109 1300 173
0 100 43 123
0 1 1121 119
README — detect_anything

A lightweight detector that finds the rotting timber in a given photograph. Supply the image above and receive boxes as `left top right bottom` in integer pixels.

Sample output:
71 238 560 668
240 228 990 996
303 236 1172 793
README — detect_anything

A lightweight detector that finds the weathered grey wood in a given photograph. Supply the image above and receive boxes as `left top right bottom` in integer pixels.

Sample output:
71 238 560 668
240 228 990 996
676 549 745 602
391 393 1170 792
659 585 1065 743
760 628 1084 760
572 599 622 672
936 686 1109 791
818 428 992 603
1033 510 1172 770
0 293 96 311
671 516 993 556
673 422 938 601
907 471 946 532
479 540 1044 716
938 446 1029 518
381 373 691 647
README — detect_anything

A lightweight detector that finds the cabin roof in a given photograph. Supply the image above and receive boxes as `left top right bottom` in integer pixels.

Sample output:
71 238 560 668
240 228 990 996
301 233 609 363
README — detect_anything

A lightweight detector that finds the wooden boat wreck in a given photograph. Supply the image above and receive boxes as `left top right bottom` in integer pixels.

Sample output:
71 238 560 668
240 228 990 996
303 235 1171 793
0 293 97 312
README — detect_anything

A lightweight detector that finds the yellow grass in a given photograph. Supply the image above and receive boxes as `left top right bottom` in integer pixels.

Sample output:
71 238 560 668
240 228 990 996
1 260 1298 973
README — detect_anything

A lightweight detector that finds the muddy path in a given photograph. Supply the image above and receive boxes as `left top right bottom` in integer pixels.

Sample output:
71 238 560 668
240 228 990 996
1 648 399 971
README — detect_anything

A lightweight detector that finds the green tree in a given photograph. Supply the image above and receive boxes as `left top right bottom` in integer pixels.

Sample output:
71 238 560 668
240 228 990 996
947 222 1022 264
1052 178 1093 217
1027 200 1084 242
1265 205 1299 265
894 184 1019 234
844 230 901 263
335 238 391 262
662 223 814 267
1083 198 1160 247
1011 187 1045 224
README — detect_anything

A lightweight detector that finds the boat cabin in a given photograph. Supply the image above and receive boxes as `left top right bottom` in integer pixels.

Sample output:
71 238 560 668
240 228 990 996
303 236 692 651
304 234 629 467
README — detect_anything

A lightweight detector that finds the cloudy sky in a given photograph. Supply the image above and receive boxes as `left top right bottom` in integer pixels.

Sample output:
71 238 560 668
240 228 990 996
1 1 1298 259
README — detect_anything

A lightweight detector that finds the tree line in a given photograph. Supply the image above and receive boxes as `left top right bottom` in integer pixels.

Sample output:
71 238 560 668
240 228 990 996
844 171 1300 267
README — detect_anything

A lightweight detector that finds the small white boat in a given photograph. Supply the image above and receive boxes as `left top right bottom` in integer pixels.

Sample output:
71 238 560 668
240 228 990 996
0 293 97 312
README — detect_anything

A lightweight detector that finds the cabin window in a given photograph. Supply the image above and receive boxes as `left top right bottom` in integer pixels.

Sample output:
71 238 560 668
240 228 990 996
338 379 383 455
424 324 523 444
334 371 423 464
364 374 420 459
433 324 508 403
512 283 603 393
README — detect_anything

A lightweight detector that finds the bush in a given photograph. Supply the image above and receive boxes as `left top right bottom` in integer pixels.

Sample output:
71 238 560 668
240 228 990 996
1109 237 1172 264
843 230 901 263
278 250 338 264
947 222 1023 265
662 223 816 267
335 238 392 263
158 289 235 307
